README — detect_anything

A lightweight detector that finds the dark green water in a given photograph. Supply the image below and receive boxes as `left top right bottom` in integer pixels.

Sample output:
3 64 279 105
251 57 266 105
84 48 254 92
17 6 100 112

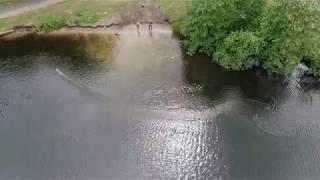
1 25 320 180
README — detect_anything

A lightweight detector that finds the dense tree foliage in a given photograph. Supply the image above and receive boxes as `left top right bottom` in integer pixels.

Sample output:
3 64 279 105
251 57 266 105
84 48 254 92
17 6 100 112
214 32 263 70
177 0 320 76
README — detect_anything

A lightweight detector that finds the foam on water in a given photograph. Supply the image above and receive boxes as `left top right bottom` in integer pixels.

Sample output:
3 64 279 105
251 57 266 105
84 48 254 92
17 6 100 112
288 64 310 95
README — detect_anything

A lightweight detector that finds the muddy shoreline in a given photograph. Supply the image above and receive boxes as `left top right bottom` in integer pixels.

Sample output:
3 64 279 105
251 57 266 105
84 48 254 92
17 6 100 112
0 20 170 36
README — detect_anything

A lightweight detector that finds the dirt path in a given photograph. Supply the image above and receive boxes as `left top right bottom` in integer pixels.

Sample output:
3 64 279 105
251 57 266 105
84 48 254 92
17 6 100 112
0 0 64 19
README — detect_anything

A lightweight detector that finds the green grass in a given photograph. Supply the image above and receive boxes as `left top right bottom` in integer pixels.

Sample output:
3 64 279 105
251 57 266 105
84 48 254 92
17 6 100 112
158 0 192 22
38 16 66 32
0 0 24 10
74 6 98 24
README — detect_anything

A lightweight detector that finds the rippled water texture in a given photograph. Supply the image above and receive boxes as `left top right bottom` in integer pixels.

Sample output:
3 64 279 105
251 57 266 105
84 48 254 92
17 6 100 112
1 25 320 180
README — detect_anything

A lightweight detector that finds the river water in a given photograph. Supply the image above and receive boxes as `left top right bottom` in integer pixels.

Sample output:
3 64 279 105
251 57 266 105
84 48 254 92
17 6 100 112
0 25 320 180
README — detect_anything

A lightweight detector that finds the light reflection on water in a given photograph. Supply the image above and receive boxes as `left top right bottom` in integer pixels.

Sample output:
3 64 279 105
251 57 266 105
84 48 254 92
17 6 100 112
0 25 320 180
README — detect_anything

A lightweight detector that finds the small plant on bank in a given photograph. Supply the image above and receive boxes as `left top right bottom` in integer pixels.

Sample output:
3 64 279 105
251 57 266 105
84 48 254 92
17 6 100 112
39 16 66 32
31 25 40 33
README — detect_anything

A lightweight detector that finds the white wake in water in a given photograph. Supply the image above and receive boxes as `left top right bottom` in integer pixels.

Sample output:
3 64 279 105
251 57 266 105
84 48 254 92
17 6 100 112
253 64 320 137
288 64 309 95
55 68 112 102
56 68 73 81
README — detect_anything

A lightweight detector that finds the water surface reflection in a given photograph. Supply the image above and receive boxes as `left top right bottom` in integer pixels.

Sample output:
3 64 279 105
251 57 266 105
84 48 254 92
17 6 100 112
0 26 320 180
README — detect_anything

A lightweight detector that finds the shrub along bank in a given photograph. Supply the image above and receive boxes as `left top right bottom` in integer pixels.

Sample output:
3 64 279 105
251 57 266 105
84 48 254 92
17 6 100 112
174 0 320 77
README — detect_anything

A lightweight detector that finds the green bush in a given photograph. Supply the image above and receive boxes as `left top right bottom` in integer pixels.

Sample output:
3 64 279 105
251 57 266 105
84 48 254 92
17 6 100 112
40 16 66 32
214 31 263 70
177 0 320 76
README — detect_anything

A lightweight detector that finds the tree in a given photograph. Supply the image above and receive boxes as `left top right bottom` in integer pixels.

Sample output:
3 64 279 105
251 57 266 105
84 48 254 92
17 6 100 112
258 0 320 75
177 0 264 56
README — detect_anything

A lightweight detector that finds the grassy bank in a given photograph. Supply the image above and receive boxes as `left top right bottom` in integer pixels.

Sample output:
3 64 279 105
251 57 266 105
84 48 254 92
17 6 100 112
0 0 192 32
0 0 131 31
